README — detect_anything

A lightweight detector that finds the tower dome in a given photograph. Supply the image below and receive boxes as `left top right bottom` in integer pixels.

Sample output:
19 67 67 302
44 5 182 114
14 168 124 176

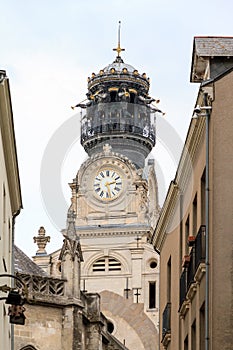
76 37 159 168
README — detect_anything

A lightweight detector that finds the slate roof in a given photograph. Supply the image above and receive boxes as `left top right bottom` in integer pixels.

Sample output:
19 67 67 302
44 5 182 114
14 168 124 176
191 36 233 82
194 36 233 57
14 245 48 276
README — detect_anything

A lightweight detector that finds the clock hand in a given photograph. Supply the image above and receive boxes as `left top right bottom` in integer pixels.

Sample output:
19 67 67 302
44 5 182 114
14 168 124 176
106 181 116 186
105 183 112 197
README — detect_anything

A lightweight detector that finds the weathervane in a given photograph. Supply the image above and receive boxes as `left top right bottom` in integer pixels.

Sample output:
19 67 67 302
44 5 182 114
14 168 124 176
113 21 125 57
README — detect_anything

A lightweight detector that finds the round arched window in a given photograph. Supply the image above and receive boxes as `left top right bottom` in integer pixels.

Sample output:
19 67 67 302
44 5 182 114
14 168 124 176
92 257 121 273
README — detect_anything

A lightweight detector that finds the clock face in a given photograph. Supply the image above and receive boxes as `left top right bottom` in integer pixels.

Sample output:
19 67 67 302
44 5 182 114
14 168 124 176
94 169 123 200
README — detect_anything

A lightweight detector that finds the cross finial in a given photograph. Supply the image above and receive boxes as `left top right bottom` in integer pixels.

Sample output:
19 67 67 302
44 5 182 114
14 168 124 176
113 21 125 57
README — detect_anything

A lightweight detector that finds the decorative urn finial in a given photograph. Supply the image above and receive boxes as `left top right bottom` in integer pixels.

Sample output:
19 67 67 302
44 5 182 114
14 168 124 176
33 226 50 255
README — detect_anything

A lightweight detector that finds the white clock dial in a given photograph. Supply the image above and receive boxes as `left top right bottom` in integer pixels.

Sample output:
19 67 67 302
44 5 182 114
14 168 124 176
94 169 123 200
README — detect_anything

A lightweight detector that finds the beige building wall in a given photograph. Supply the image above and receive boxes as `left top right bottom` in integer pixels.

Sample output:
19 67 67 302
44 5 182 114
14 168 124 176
0 70 22 350
152 37 233 350
209 72 233 348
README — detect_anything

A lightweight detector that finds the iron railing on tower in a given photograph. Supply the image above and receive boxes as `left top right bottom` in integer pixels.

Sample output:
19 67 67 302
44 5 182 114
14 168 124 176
80 102 156 147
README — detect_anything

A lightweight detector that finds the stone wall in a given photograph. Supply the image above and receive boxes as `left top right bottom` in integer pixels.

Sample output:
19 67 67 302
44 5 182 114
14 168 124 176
14 273 128 350
14 304 63 350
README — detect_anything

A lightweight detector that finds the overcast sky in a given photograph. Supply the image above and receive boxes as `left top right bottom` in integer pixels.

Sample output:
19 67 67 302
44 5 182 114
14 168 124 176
1 0 232 257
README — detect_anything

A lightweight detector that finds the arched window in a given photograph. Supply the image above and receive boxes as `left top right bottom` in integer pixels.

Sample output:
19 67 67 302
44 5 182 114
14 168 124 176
92 257 121 273
20 346 37 350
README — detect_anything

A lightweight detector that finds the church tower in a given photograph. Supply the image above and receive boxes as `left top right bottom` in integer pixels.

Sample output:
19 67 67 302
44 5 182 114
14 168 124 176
34 26 161 350
79 40 156 169
67 27 161 349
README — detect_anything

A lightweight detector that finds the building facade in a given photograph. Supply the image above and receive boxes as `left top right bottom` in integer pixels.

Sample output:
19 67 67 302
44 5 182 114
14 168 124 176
33 44 161 349
0 70 22 350
152 36 233 350
14 231 128 350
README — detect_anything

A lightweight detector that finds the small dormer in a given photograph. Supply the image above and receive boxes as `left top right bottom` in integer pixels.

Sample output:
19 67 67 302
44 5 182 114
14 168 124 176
190 36 233 83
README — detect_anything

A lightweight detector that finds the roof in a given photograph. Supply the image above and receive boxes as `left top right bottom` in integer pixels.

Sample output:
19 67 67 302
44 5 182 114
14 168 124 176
103 61 136 73
14 245 48 276
190 36 233 83
194 36 233 57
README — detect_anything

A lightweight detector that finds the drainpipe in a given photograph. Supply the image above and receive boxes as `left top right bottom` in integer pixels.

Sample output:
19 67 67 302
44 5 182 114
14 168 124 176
179 192 183 350
204 92 210 350
11 209 21 350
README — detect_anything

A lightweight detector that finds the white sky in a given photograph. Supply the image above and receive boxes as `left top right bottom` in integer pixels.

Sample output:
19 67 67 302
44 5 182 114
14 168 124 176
1 0 232 257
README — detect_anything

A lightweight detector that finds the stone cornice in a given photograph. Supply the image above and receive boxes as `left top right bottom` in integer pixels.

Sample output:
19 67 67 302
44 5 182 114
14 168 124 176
151 181 179 250
26 295 84 309
78 227 151 239
152 87 211 251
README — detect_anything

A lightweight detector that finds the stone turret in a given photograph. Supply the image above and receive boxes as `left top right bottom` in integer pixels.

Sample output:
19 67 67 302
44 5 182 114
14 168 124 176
59 210 83 299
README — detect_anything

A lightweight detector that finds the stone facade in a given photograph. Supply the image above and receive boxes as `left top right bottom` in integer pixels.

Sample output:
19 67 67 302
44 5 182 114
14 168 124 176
33 151 160 349
14 235 128 350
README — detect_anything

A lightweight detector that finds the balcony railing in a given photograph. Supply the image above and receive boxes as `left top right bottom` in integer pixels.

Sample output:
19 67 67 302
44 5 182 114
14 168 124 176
179 225 206 308
16 273 65 297
179 269 187 307
187 247 195 289
162 302 171 340
80 102 156 146
195 225 206 271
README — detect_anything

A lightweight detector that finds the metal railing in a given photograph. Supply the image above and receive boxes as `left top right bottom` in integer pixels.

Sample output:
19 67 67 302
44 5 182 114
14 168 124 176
187 247 195 289
179 269 187 307
162 302 171 339
195 225 206 271
80 102 156 145
179 225 206 308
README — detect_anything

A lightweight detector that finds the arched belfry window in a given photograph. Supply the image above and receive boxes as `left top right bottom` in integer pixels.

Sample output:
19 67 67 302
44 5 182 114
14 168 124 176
92 257 121 273
20 346 38 350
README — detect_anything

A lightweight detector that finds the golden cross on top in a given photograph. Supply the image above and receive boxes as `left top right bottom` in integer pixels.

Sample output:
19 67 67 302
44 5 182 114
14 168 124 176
113 21 125 57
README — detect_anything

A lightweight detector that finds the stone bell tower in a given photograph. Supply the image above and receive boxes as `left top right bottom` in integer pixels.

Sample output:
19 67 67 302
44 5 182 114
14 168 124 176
78 38 158 169
34 26 161 350
66 27 161 349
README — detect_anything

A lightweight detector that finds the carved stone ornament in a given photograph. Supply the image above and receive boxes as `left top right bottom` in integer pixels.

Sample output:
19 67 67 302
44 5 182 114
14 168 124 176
59 210 83 262
33 226 50 255
59 237 83 262
103 143 112 155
